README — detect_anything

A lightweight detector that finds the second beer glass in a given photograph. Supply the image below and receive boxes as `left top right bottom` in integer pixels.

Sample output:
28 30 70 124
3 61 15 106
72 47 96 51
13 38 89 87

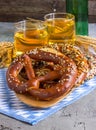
44 12 75 45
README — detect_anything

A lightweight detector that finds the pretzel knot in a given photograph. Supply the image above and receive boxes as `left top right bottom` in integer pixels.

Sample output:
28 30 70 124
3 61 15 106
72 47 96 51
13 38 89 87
6 48 77 100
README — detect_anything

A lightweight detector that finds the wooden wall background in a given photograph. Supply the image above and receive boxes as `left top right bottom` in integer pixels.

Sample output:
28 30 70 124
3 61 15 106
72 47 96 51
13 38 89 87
0 0 95 22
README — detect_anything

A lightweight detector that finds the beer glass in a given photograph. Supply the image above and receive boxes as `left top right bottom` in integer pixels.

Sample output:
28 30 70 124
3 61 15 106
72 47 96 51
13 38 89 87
44 12 75 44
14 20 48 56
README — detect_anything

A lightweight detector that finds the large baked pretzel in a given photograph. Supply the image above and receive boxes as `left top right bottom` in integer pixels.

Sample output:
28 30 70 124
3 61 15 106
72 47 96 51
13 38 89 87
6 48 77 100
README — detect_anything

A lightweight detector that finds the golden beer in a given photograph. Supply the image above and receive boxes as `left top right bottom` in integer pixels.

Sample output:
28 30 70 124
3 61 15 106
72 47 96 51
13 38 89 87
44 13 75 44
14 20 48 56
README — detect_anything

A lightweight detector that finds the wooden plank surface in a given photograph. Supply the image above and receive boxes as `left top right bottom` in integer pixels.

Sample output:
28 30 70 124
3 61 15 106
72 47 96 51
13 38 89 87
0 0 95 22
0 0 66 22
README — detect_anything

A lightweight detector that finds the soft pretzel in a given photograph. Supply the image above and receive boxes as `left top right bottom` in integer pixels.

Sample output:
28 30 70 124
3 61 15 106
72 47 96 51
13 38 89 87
6 48 77 100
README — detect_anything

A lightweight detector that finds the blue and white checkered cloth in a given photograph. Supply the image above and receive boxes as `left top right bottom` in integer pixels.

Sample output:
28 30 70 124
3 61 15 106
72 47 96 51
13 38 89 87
0 68 96 125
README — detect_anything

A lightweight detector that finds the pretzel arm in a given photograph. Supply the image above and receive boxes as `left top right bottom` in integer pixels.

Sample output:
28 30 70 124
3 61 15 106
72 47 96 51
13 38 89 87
37 70 62 82
23 54 35 80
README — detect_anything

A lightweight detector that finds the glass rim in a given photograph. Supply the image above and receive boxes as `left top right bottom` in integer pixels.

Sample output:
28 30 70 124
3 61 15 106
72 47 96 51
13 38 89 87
14 19 44 26
44 12 75 20
14 20 46 30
